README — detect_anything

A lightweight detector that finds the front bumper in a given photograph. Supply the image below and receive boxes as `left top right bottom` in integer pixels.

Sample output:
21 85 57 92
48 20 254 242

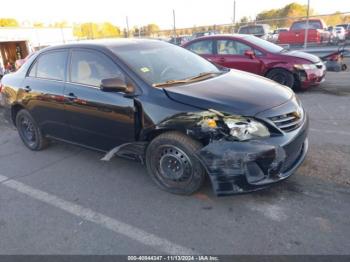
196 115 309 196
298 67 326 89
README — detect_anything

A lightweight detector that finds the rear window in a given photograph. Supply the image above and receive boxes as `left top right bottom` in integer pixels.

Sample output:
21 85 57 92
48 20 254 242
239 26 264 35
291 21 323 30
36 51 67 81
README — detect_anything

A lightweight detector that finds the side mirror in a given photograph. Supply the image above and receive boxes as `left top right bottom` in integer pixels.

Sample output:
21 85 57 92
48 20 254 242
100 77 130 93
244 50 255 59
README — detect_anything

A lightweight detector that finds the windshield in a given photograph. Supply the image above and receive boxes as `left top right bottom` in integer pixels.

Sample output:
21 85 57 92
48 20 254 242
111 41 222 86
244 35 283 53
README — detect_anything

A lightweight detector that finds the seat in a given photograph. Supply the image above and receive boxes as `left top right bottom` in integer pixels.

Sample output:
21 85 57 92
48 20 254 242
76 60 100 86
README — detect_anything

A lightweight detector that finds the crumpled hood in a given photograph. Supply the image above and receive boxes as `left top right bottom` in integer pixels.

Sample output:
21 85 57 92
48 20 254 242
164 70 293 116
281 50 321 63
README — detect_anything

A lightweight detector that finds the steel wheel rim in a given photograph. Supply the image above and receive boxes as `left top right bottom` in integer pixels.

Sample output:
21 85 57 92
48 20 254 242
19 116 36 147
155 145 194 187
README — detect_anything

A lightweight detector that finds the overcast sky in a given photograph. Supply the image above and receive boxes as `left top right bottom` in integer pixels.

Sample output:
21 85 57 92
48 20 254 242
1 0 349 28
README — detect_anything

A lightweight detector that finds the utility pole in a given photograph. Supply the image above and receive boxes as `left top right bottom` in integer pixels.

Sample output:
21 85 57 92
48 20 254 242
173 9 176 39
303 0 310 49
232 0 236 33
126 16 130 38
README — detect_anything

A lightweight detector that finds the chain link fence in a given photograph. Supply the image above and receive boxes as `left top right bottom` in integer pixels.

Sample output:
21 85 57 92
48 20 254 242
150 12 350 49
0 11 350 70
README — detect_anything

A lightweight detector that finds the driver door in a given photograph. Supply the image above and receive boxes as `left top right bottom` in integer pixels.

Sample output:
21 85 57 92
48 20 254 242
213 39 263 75
64 49 135 151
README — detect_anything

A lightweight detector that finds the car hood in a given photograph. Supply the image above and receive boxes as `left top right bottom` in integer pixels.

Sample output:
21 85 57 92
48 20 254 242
164 70 293 116
281 50 321 63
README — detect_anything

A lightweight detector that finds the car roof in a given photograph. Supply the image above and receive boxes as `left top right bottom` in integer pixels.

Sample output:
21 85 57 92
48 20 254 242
37 38 168 53
187 34 252 42
239 24 269 28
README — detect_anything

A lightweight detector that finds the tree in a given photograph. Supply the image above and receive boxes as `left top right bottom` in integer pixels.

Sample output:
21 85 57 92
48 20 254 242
256 2 315 28
147 23 160 36
73 22 121 39
0 18 19 27
52 21 69 28
33 22 45 28
323 12 344 26
99 22 121 38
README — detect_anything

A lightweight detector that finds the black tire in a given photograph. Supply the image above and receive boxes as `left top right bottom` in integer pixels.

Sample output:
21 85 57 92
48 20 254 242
266 68 295 88
15 109 48 151
145 131 206 195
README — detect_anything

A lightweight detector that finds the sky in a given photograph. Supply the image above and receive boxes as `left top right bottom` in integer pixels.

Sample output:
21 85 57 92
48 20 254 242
1 0 349 29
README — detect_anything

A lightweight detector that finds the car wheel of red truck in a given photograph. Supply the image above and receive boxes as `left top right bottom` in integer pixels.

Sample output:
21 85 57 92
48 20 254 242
266 69 295 88
146 131 206 195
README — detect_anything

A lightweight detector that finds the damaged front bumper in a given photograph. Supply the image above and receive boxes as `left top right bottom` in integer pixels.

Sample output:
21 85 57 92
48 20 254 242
196 118 309 196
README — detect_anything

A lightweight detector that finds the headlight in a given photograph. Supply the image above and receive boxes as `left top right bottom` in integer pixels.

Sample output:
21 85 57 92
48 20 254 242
223 117 270 141
294 64 317 70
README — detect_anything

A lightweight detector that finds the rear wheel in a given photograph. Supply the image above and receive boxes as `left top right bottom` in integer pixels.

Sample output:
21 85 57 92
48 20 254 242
146 131 206 195
266 68 295 88
16 109 48 151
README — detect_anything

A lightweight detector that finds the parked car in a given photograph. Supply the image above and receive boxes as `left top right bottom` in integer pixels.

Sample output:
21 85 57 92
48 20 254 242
335 26 346 42
182 34 326 89
193 31 220 38
327 26 338 44
0 40 309 196
169 36 192 45
278 19 331 45
270 28 289 43
335 24 350 39
238 24 271 40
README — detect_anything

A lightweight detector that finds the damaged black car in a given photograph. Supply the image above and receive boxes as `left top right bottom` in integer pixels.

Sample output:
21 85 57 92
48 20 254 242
0 39 308 196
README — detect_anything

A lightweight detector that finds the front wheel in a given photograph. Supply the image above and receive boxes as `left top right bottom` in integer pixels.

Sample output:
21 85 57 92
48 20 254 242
266 68 295 88
146 131 206 195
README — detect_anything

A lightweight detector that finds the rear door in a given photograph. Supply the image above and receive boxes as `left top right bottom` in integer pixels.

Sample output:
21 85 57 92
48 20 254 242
22 50 70 140
64 48 135 151
213 38 263 74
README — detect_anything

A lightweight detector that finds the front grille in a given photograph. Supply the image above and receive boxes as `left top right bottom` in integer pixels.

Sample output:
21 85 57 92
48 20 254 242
269 111 303 132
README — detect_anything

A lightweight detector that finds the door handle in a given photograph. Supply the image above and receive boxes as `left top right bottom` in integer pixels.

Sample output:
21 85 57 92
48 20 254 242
24 86 31 92
64 92 77 100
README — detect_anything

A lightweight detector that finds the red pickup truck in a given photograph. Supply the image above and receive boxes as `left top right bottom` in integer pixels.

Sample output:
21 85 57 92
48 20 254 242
278 19 331 45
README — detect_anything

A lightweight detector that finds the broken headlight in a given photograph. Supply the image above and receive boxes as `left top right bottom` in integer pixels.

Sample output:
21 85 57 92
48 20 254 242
224 117 270 141
294 64 318 70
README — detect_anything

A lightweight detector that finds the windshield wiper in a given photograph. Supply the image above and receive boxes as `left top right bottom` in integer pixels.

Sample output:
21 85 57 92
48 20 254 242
153 71 223 87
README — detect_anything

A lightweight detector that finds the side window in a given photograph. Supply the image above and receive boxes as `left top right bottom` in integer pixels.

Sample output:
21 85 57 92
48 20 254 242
37 51 67 81
70 50 125 87
217 40 253 55
187 40 213 55
28 60 37 77
254 49 264 56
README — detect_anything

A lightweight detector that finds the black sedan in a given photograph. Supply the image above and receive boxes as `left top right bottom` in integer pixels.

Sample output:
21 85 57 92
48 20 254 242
0 39 309 196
